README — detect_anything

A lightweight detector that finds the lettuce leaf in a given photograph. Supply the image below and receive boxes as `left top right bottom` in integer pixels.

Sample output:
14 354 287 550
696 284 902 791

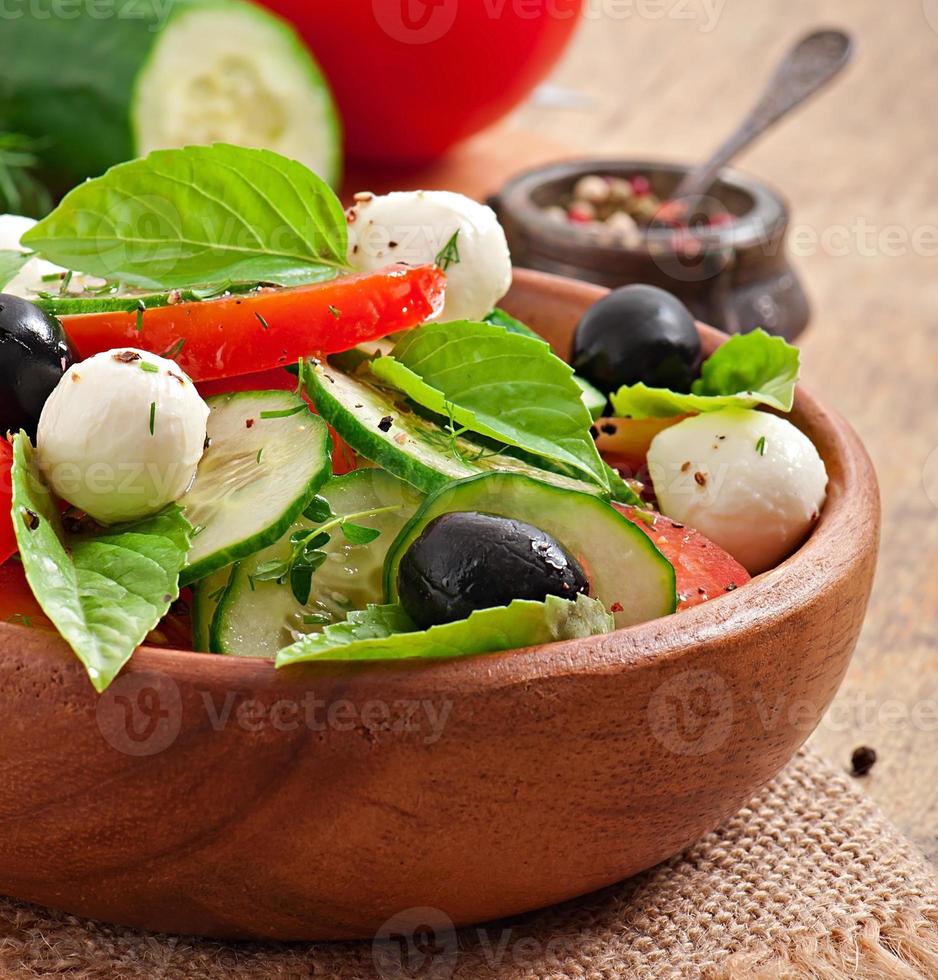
275 594 614 667
11 434 191 692
610 329 800 419
370 320 610 492
21 144 349 290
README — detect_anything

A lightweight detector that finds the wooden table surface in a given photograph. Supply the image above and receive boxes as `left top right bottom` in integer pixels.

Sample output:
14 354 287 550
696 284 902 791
356 0 938 863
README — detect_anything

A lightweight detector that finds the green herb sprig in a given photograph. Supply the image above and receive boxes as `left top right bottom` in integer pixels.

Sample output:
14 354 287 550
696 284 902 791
251 498 397 605
434 230 461 271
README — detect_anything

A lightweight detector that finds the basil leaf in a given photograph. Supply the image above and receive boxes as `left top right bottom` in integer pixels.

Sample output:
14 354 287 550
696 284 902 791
21 144 349 290
0 250 30 290
483 307 541 339
10 434 191 693
485 308 607 419
610 329 800 419
371 320 610 492
341 522 381 545
276 594 613 666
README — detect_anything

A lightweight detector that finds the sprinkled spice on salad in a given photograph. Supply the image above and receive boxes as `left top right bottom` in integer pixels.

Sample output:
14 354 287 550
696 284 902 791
0 144 827 694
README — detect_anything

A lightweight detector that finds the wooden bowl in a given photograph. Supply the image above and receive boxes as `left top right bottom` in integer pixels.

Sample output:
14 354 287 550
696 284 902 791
0 271 879 942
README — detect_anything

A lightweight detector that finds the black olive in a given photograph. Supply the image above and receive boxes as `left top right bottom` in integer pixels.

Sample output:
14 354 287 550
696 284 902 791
571 284 701 396
0 294 76 438
397 511 589 630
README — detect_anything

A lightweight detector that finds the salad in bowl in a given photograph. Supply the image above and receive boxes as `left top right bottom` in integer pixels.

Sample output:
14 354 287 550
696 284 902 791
0 144 828 693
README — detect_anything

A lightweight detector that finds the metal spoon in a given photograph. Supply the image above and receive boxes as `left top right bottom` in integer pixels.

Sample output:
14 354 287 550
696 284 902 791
670 29 854 203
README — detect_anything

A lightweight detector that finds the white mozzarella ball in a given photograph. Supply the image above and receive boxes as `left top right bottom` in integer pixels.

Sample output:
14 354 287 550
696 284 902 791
37 349 210 525
346 190 512 321
647 408 828 574
0 214 106 298
0 215 67 298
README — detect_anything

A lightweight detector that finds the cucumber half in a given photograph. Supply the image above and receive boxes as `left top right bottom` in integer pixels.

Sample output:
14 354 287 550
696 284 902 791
133 0 342 185
3 0 342 190
207 468 423 657
384 473 677 630
307 360 603 497
181 390 331 585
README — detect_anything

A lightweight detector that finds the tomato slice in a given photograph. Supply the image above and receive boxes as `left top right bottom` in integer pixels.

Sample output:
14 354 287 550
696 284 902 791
0 442 16 565
0 561 52 630
615 504 750 610
59 264 446 383
196 368 299 397
595 416 688 477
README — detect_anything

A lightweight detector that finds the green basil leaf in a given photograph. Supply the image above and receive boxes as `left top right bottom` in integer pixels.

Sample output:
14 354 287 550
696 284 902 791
0 250 30 290
370 320 610 492
610 329 800 419
341 522 381 545
485 309 607 420
483 307 541 339
10 434 191 693
275 594 613 666
21 144 349 290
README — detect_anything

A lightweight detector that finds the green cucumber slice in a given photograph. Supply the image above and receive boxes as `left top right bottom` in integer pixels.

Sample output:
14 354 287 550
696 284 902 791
181 390 331 585
133 0 342 185
577 377 607 420
191 564 236 652
209 468 423 657
307 361 602 497
207 469 424 657
384 473 677 630
31 282 266 317
2 0 341 190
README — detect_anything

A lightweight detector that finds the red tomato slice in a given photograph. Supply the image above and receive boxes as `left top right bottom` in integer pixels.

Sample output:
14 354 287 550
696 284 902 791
0 561 53 630
0 442 16 565
59 264 446 383
196 368 299 397
615 505 750 610
595 416 688 478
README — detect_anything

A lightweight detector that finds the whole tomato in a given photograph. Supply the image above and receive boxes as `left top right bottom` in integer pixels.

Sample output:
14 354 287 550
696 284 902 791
262 0 583 164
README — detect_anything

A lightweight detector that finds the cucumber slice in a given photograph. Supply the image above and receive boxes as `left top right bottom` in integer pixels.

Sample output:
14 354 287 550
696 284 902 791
384 473 677 630
577 377 607 420
191 564 236 652
209 468 423 657
181 390 331 585
2 0 341 190
307 361 602 497
31 282 266 317
134 0 341 185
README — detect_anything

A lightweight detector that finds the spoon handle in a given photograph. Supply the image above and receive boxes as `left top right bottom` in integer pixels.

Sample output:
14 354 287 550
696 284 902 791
671 29 854 202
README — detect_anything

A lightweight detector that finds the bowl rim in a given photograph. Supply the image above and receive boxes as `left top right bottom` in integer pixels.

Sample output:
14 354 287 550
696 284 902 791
490 156 790 256
0 269 880 692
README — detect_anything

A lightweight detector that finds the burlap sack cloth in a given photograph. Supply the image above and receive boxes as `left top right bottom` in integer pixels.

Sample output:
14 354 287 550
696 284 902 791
1 749 935 979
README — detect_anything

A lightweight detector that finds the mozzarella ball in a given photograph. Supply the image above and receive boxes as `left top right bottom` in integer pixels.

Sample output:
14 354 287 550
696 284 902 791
647 409 828 574
0 214 105 298
346 190 512 321
37 349 210 525
0 215 66 298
